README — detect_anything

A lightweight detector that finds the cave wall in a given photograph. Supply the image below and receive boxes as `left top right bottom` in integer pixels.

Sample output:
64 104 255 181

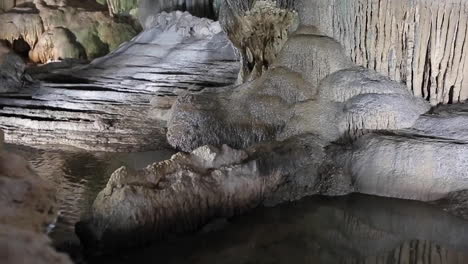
105 0 139 17
138 0 216 26
0 0 31 11
298 0 468 105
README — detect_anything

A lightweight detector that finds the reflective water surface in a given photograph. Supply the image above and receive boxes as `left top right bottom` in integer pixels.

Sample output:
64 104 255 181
5 144 175 246
6 144 468 264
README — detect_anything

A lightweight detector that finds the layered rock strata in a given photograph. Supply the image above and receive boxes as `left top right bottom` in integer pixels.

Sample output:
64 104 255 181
0 11 239 151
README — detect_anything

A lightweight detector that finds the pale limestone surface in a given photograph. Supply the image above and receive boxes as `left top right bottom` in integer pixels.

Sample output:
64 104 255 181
296 0 468 105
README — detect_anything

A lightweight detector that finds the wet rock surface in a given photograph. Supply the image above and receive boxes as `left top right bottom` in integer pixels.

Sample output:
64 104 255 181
79 18 468 251
0 42 28 93
76 135 352 251
0 11 239 151
0 0 467 259
0 131 72 264
85 195 468 264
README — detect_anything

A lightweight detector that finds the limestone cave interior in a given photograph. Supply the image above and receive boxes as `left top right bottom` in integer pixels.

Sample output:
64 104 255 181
1 0 468 263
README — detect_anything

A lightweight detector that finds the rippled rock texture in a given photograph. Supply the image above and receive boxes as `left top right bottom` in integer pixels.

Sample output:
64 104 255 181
0 11 238 151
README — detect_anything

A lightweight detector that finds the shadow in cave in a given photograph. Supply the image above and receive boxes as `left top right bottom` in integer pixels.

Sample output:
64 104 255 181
84 194 468 264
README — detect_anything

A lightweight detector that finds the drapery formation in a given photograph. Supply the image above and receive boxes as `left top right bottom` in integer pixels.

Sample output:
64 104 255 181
297 0 468 105
138 0 216 25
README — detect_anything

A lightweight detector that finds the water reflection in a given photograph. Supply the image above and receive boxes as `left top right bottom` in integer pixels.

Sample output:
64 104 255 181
88 194 468 264
5 144 468 264
5 144 175 246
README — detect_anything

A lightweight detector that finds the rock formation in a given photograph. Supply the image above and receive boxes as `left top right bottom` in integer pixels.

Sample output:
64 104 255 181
0 0 467 256
219 0 298 83
0 0 138 62
0 130 72 264
138 0 216 27
0 11 238 151
82 195 468 264
29 27 86 64
296 0 468 105
167 33 429 152
0 226 72 264
104 0 138 17
77 2 468 250
77 136 352 250
0 42 28 92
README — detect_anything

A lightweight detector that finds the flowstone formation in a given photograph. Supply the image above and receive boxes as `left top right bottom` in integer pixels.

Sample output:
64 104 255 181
219 0 298 83
0 0 452 253
77 20 468 251
77 136 352 250
0 0 138 63
296 0 468 105
0 130 72 264
138 0 217 27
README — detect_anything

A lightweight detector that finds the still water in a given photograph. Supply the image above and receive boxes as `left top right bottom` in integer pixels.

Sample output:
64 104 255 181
6 144 468 264
5 144 175 247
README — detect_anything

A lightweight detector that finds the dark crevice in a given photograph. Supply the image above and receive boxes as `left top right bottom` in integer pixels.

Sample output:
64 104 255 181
39 75 92 84
0 104 112 115
0 113 93 122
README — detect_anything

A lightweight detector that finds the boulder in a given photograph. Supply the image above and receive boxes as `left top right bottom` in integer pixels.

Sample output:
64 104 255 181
412 103 468 141
332 132 468 201
318 67 413 103
341 94 430 138
0 42 27 93
275 34 352 87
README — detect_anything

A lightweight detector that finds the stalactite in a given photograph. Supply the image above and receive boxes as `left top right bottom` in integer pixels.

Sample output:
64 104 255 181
297 0 468 105
138 0 216 27
219 0 298 83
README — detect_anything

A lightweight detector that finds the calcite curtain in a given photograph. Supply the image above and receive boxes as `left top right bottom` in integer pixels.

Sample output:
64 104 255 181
297 0 468 105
